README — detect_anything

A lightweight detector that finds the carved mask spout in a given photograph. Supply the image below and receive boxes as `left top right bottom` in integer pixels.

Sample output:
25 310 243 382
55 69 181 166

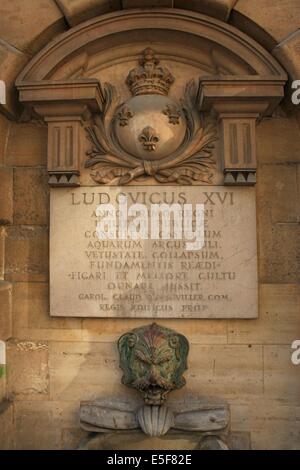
118 323 189 405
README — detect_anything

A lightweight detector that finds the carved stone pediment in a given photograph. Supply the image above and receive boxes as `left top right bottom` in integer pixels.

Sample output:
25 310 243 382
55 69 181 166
15 9 287 187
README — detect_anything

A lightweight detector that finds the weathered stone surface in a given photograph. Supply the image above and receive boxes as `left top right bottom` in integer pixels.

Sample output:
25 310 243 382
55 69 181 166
0 113 10 165
175 0 238 21
0 400 14 449
61 428 88 450
12 281 82 341
197 435 229 450
258 222 300 283
0 339 7 402
186 345 263 398
228 284 300 345
263 346 300 403
5 226 48 282
56 0 121 26
6 123 47 167
233 0 300 43
0 281 12 341
231 400 300 450
174 407 229 432
0 0 66 55
0 373 6 402
80 430 202 450
14 407 58 449
0 167 13 225
6 339 49 400
12 282 81 333
227 432 251 450
257 164 299 223
51 186 258 319
257 116 300 164
82 318 227 344
13 400 80 449
49 341 121 401
123 0 172 9
80 401 138 431
14 168 49 225
274 30 300 80
0 228 6 281
0 41 30 117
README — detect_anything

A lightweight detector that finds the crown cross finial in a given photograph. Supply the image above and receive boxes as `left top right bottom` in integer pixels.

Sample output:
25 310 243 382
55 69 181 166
126 48 175 97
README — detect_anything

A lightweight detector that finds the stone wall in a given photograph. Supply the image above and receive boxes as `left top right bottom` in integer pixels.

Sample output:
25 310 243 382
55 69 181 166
0 0 300 450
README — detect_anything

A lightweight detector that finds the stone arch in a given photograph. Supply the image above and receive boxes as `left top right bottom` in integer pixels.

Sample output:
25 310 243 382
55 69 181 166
16 9 286 83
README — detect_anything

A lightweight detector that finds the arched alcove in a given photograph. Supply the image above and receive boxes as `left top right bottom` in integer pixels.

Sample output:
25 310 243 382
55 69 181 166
16 9 287 187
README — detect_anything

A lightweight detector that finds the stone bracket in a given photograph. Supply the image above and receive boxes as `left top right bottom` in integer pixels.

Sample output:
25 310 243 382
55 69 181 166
199 77 286 185
17 80 104 187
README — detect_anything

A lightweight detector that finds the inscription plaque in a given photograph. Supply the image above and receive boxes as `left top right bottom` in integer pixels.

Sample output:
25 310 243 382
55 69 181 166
50 186 258 318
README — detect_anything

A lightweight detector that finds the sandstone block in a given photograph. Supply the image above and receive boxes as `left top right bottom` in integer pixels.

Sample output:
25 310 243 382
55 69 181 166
263 345 300 403
82 318 227 344
0 0 66 55
233 0 300 43
257 116 300 164
175 0 237 21
14 168 49 225
0 281 12 341
5 226 48 282
0 400 13 449
14 400 80 449
49 341 121 401
0 41 30 118
257 164 299 223
56 0 121 26
258 222 300 283
185 345 263 399
273 30 300 80
12 282 81 336
123 1 172 9
6 339 49 400
231 400 300 449
228 284 300 345
6 123 47 167
0 113 10 165
0 167 13 225
0 227 6 280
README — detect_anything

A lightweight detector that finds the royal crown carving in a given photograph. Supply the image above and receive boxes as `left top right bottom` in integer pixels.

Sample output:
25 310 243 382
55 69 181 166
85 49 217 185
126 48 175 97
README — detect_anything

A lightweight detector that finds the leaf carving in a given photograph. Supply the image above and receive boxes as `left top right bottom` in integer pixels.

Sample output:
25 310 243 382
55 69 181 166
85 79 217 185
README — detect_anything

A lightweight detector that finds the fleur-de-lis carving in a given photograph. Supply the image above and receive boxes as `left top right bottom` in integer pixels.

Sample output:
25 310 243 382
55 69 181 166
117 106 134 126
138 126 160 151
163 104 181 125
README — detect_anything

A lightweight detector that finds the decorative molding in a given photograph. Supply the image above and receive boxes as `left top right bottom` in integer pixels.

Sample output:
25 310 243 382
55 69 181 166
199 77 286 185
15 11 287 188
17 80 103 187
224 170 256 186
16 10 287 83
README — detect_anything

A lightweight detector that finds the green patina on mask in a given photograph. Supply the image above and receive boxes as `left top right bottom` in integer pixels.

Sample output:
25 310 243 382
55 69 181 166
118 323 189 405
